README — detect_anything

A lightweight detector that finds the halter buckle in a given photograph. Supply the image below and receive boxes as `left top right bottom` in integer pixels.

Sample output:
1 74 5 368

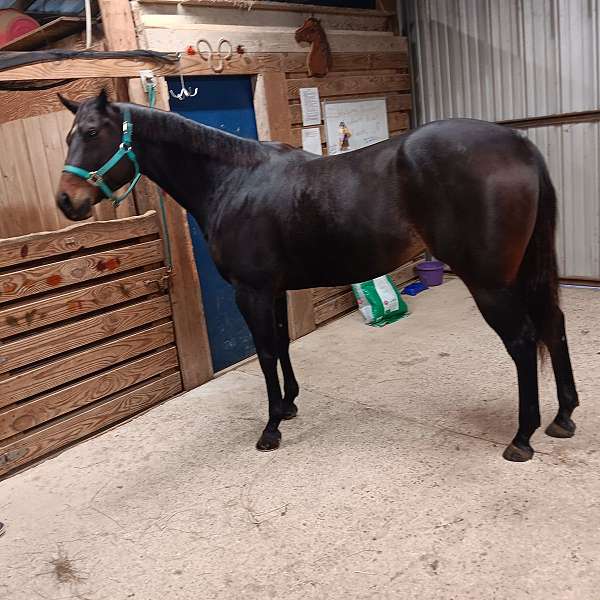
87 171 104 186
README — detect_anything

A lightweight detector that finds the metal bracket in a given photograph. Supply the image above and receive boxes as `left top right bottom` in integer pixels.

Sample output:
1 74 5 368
139 69 157 92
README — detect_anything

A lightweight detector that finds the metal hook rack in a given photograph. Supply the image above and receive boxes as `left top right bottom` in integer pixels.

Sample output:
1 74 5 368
169 73 198 101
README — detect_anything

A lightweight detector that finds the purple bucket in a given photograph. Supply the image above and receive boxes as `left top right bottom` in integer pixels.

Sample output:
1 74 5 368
415 260 445 286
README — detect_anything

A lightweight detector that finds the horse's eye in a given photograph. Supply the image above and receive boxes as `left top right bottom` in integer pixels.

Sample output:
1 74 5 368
86 129 98 138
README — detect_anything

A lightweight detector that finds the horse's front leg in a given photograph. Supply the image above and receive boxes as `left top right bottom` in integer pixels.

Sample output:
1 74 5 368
235 286 285 451
275 295 299 420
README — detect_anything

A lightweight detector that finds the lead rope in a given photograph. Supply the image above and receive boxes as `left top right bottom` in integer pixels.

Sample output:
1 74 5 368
142 77 174 275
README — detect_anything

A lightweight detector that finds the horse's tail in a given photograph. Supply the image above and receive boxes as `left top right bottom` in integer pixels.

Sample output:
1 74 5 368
518 144 560 356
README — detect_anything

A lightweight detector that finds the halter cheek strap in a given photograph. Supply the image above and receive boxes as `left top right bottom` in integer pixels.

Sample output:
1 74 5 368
63 108 141 207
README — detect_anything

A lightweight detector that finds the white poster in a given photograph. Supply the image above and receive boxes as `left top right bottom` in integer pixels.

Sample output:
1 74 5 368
299 87 322 126
323 97 389 155
301 127 323 155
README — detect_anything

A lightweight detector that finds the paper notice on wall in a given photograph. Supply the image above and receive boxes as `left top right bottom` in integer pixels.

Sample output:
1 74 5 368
301 127 323 155
299 87 322 126
323 97 389 155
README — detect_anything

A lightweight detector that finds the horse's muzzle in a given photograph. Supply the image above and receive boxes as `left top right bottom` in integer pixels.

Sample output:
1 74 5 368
57 192 92 221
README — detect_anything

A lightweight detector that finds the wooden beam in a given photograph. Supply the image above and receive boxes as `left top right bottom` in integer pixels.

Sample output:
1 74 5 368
98 0 139 51
136 11 391 32
141 26 407 54
128 77 213 389
254 71 316 340
287 73 410 99
136 0 394 18
0 78 116 124
0 47 408 81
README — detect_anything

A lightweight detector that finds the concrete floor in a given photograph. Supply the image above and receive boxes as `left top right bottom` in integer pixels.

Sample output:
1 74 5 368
1 278 600 600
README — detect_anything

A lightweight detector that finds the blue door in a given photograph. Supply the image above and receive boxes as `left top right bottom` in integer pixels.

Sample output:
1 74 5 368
167 76 257 372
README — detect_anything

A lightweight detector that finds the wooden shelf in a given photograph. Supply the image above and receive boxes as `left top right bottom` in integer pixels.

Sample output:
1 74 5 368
0 16 87 51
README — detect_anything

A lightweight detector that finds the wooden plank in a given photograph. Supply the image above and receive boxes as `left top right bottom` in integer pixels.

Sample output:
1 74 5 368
0 17 86 51
0 211 159 269
0 79 115 124
99 0 139 51
287 74 410 99
313 285 348 305
137 0 394 18
0 119 46 237
142 27 407 54
138 12 390 31
0 239 163 304
290 93 411 124
128 78 213 390
0 47 408 80
0 322 175 407
254 71 294 144
289 111 409 147
283 51 408 74
0 295 171 375
0 372 182 477
0 346 178 439
315 288 355 325
21 117 64 233
0 267 168 339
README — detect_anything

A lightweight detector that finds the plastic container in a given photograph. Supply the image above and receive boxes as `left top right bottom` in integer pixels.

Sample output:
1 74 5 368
415 260 445 286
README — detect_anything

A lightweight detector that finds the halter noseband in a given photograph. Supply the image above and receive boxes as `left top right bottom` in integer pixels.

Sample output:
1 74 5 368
63 108 141 207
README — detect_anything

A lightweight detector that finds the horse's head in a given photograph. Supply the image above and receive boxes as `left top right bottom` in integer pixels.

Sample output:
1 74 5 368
56 89 135 221
295 17 323 44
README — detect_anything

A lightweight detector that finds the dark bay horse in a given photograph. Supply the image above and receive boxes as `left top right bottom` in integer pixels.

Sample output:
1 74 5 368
56 91 579 462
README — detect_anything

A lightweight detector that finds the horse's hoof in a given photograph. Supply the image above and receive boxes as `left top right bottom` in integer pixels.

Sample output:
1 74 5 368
256 432 281 452
545 418 576 439
502 443 534 462
281 404 298 420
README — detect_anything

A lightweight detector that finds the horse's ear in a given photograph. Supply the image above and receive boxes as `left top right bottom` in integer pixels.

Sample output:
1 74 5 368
96 88 110 112
58 94 81 114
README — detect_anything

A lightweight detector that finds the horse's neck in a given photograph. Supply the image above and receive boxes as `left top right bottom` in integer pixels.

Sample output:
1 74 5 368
129 106 267 226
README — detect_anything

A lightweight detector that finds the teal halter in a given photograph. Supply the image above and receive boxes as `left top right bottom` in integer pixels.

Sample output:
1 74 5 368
63 108 141 207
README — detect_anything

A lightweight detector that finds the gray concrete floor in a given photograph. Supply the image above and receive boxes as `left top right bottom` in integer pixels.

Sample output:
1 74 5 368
1 278 600 600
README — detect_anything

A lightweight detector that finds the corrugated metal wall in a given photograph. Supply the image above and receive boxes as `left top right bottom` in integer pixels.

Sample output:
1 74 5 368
403 0 600 279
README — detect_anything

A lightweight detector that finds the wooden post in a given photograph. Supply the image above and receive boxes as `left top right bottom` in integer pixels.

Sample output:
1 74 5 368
97 0 140 219
97 0 138 51
128 78 213 389
254 72 317 340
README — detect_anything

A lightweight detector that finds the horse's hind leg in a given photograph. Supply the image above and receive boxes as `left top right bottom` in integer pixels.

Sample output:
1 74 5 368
470 286 540 462
235 287 284 451
541 307 579 438
275 295 300 419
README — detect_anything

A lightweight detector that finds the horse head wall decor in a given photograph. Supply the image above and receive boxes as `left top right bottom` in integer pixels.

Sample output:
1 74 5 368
295 17 332 77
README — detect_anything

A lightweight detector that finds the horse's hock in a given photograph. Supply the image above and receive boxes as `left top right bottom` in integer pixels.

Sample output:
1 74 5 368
0 211 183 477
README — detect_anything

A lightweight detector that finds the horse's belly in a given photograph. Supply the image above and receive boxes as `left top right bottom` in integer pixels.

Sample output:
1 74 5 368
287 225 426 289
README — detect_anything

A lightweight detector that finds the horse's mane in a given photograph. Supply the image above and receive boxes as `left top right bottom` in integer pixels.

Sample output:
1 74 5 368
122 103 270 166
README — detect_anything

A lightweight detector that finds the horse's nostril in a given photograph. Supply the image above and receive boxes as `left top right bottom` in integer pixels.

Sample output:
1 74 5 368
57 192 70 208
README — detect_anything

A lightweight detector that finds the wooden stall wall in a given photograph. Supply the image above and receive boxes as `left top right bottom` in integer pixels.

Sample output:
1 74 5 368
0 211 182 477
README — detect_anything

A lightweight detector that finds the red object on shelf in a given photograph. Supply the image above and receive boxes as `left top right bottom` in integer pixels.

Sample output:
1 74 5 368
0 9 39 47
